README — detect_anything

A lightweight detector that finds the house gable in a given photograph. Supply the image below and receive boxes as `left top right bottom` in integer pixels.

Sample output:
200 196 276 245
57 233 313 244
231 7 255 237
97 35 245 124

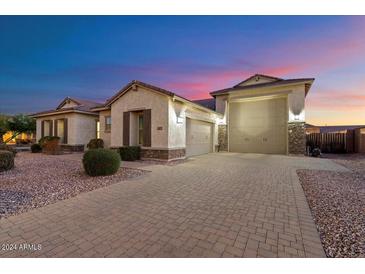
57 97 81 109
234 74 282 87
105 80 174 107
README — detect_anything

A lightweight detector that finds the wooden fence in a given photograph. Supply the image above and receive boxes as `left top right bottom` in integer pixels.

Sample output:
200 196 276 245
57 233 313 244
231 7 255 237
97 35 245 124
306 133 348 153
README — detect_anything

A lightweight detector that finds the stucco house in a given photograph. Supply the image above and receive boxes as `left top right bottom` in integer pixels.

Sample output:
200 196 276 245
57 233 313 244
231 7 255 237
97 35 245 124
31 74 314 159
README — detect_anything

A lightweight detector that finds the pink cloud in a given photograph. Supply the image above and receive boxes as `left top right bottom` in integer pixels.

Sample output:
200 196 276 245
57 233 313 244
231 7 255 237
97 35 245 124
306 81 365 112
163 64 302 99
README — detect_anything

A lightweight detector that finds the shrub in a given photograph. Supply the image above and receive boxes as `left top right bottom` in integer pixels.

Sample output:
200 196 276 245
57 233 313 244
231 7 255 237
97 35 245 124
0 144 17 156
87 138 104 149
82 149 121 176
31 143 42 153
40 136 61 155
311 148 321 157
0 150 14 172
38 136 52 148
119 146 140 161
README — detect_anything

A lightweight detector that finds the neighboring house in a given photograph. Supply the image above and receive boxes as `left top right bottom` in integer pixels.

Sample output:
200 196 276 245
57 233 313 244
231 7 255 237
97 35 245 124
31 74 314 159
2 131 35 144
305 124 365 134
318 125 365 134
31 97 103 151
305 123 320 134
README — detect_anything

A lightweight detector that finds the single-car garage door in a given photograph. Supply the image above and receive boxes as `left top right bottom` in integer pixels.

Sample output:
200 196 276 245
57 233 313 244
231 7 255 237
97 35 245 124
186 118 213 157
229 97 287 154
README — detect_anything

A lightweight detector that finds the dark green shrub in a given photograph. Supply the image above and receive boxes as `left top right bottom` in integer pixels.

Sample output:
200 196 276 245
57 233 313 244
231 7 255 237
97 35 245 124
31 143 42 153
0 144 17 156
87 138 104 149
311 148 321 157
82 149 121 176
0 150 14 172
119 146 140 161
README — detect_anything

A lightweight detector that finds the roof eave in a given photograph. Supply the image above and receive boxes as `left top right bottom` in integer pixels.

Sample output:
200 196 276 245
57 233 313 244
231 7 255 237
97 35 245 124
91 106 111 112
173 95 223 117
210 78 315 97
30 109 99 118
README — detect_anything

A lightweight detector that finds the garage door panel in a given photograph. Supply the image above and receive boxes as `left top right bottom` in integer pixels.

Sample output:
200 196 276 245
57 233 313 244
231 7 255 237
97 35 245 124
229 97 287 154
186 118 213 157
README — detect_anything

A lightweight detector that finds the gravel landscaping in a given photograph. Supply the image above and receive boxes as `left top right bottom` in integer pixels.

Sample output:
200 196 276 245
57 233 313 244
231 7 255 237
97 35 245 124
0 152 149 219
297 154 365 258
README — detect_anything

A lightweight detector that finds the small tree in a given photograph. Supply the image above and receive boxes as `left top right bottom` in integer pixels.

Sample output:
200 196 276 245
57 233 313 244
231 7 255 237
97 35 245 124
0 114 9 144
3 114 36 144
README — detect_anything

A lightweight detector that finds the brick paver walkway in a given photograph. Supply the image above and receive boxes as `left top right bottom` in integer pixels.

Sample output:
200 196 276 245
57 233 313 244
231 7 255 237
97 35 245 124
0 153 347 258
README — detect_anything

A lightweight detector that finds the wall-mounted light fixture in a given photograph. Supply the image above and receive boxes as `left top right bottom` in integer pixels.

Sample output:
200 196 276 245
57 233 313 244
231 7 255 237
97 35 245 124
176 116 183 124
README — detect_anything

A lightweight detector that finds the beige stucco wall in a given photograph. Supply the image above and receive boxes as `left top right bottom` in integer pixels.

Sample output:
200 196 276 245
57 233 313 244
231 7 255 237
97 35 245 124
110 86 169 148
167 98 220 150
216 83 307 124
72 114 97 145
36 113 97 145
99 110 111 148
215 95 227 114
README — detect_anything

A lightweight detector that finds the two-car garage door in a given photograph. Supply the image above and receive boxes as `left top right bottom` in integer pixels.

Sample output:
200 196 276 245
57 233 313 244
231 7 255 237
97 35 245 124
229 97 287 154
186 118 213 157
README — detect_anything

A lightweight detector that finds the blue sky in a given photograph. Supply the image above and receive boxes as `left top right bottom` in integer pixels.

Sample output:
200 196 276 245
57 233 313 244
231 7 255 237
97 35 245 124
1 16 365 125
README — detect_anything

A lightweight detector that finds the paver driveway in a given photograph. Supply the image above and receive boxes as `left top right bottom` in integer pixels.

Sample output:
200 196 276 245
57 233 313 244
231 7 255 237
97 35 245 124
0 153 347 258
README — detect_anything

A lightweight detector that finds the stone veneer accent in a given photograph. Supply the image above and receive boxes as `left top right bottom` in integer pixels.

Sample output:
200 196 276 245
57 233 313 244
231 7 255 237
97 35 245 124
141 148 185 160
218 125 228 152
288 122 306 154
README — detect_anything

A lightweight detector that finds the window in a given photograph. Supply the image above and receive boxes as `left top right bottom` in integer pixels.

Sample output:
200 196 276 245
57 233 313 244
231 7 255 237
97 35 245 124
105 116 111 131
44 121 51 136
56 119 65 143
96 121 100 139
138 113 144 145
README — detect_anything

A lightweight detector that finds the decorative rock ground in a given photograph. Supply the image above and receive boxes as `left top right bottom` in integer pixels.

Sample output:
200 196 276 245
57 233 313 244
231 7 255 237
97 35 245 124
297 154 365 258
0 152 149 219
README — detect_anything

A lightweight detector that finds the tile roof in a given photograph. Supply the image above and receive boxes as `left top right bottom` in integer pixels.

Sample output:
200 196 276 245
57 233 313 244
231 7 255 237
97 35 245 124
30 97 102 117
192 98 216 111
210 77 315 96
103 80 220 114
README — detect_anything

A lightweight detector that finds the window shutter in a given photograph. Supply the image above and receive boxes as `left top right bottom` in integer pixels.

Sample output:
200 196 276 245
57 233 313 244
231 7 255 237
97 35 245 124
54 120 58 137
49 120 53 136
123 111 130 146
64 118 68 144
41 121 45 138
143 109 151 147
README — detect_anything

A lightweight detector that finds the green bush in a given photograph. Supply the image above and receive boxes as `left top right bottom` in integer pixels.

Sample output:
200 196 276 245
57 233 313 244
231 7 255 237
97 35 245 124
0 144 17 156
0 150 14 172
119 146 141 161
31 143 42 153
82 149 121 177
87 138 104 149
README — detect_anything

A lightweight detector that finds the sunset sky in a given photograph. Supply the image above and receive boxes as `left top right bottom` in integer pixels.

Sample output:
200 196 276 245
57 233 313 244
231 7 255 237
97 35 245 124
1 16 365 125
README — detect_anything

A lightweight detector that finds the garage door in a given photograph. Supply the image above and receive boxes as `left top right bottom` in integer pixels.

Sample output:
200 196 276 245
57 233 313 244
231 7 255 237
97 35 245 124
186 118 213 157
229 97 287 154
